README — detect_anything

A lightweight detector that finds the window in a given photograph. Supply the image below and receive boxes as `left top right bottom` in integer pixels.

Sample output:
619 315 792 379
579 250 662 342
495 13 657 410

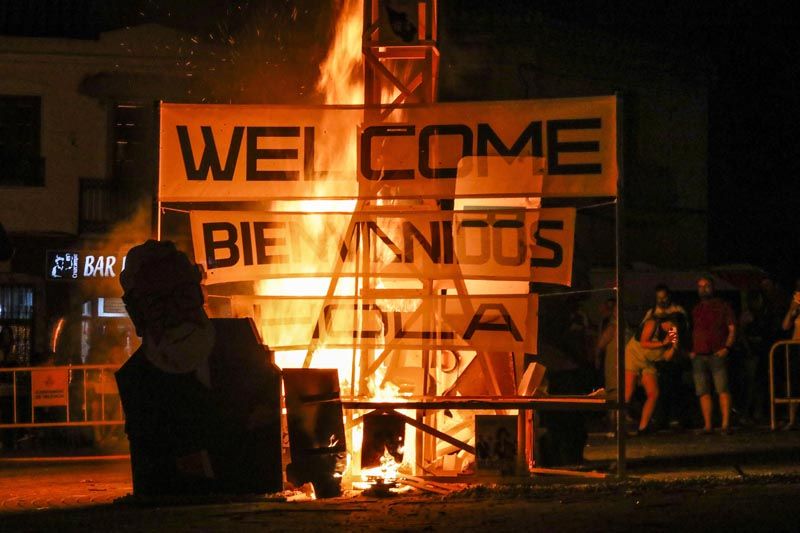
0 95 43 187
112 103 149 182
0 285 35 366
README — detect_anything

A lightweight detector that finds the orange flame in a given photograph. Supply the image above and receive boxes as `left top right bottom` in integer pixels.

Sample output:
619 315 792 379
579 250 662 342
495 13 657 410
259 0 365 367
316 0 365 106
249 0 431 487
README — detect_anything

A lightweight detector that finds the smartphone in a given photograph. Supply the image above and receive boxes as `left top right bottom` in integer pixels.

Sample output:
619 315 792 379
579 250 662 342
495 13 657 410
669 326 678 344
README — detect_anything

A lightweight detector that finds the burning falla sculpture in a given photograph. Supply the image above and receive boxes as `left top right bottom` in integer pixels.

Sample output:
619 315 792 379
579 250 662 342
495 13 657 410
115 240 282 496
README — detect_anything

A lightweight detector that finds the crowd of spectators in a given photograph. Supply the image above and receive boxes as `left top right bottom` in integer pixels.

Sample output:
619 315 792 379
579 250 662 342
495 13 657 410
591 274 800 435
3 269 800 453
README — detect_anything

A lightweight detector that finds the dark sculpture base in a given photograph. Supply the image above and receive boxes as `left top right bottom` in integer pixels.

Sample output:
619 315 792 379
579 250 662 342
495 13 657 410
116 319 282 496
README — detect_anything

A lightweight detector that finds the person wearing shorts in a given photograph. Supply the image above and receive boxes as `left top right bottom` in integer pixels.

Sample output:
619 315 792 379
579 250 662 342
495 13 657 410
690 276 736 434
624 318 678 434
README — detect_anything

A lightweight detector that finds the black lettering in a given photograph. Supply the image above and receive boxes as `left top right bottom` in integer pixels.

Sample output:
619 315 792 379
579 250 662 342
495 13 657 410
247 126 300 181
203 222 239 268
419 124 473 179
253 221 288 264
360 125 415 180
289 219 335 263
365 221 402 263
360 304 387 339
531 219 564 268
403 221 440 264
441 220 454 264
456 218 490 265
178 126 243 181
319 304 386 340
463 304 522 341
303 127 328 180
394 310 455 340
240 222 253 266
492 212 526 266
339 237 355 262
339 222 361 263
546 119 602 175
476 122 543 157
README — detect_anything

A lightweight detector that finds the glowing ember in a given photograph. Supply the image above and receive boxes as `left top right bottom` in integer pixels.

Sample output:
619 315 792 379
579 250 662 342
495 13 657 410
355 446 405 489
376 446 403 482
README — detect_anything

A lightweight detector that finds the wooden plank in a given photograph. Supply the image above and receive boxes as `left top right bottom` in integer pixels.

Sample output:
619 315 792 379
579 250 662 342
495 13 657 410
339 396 616 411
381 408 476 455
397 477 451 494
530 467 608 479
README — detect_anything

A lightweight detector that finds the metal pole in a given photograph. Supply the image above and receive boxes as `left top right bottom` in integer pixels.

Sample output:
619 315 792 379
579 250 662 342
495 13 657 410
12 369 17 424
614 94 626 479
155 101 163 241
83 369 88 422
786 346 790 417
66 369 70 422
156 200 162 241
100 371 106 421
770 343 776 430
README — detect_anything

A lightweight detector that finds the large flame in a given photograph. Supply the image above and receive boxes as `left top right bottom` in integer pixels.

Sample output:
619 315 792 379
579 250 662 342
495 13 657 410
261 0 364 383
251 0 438 487
316 0 364 106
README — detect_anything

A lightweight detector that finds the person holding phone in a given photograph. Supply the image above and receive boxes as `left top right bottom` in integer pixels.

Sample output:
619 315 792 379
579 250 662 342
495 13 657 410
782 286 800 340
624 317 679 435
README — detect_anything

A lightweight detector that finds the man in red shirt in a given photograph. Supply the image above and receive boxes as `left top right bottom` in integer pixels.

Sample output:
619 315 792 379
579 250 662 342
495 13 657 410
690 275 736 433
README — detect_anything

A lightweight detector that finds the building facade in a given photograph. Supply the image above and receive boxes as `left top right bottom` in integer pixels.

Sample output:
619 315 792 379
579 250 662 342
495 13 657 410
0 23 217 364
439 6 710 275
0 5 711 364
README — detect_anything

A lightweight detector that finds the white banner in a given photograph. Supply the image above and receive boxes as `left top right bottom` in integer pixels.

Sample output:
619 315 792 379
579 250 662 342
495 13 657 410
232 294 537 353
191 209 541 284
530 207 576 286
160 97 617 201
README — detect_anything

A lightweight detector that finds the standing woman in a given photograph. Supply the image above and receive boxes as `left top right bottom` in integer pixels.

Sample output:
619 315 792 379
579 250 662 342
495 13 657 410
624 318 679 434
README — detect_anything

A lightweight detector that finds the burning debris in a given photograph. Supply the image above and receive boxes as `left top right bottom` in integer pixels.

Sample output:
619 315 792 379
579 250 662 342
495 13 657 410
282 369 347 498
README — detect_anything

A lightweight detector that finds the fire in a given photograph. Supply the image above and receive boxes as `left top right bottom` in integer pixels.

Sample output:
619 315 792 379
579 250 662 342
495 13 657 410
378 446 402 482
261 0 365 385
251 0 430 489
353 447 405 490
316 0 364 106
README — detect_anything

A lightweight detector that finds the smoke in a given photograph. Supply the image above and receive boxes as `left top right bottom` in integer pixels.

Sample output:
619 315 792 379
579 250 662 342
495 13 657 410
78 201 154 299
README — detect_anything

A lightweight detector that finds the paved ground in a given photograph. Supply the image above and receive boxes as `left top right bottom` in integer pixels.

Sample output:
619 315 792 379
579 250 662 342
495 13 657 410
2 479 800 532
585 426 800 479
1 428 800 532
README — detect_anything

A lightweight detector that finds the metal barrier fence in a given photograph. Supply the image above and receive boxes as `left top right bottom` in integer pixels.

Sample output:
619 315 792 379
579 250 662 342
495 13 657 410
0 364 124 429
769 340 800 431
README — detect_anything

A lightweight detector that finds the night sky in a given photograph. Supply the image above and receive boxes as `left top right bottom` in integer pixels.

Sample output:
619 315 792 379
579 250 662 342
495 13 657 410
109 1 800 284
530 0 800 282
2 0 797 282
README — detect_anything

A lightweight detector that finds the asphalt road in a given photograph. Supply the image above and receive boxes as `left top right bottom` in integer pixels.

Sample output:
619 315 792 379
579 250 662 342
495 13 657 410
1 472 799 532
2 429 800 532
